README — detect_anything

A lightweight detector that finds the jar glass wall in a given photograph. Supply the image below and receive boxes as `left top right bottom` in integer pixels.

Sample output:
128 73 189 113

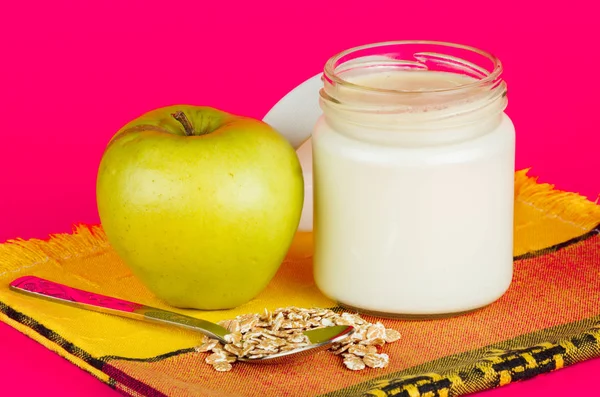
312 41 515 318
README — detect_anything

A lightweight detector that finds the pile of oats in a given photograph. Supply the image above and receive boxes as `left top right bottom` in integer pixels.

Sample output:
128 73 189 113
194 307 401 372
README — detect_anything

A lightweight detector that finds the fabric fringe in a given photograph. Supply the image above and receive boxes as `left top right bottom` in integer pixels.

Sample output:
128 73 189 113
514 169 600 229
0 225 108 277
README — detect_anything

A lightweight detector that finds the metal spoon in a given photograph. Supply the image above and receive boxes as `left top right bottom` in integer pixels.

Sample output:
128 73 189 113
9 275 354 363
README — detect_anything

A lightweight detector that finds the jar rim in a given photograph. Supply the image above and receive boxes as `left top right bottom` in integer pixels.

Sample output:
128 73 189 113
323 40 503 94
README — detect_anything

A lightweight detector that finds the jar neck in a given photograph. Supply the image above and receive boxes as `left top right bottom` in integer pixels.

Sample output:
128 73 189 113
318 41 508 144
320 80 507 146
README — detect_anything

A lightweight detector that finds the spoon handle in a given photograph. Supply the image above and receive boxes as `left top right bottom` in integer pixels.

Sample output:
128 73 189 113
9 275 228 342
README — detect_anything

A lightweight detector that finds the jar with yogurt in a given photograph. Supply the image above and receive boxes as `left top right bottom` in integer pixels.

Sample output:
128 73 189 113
312 41 515 317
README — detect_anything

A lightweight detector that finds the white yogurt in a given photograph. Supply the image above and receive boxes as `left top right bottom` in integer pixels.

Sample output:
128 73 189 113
312 49 515 317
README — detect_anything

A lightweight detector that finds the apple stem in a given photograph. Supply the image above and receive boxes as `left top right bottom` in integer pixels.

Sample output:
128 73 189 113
171 111 195 136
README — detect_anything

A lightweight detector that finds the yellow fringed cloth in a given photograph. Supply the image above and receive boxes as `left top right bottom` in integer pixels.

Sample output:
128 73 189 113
0 170 599 397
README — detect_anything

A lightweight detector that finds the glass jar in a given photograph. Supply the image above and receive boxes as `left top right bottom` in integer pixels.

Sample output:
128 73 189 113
312 41 515 318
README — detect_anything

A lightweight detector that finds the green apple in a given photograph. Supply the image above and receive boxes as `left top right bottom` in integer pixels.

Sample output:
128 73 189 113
96 105 303 310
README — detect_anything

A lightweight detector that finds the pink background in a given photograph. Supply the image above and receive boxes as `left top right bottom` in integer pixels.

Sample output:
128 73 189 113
1 0 598 395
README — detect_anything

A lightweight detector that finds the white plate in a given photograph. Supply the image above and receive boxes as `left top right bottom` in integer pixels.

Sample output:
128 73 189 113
262 73 322 149
262 73 322 232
